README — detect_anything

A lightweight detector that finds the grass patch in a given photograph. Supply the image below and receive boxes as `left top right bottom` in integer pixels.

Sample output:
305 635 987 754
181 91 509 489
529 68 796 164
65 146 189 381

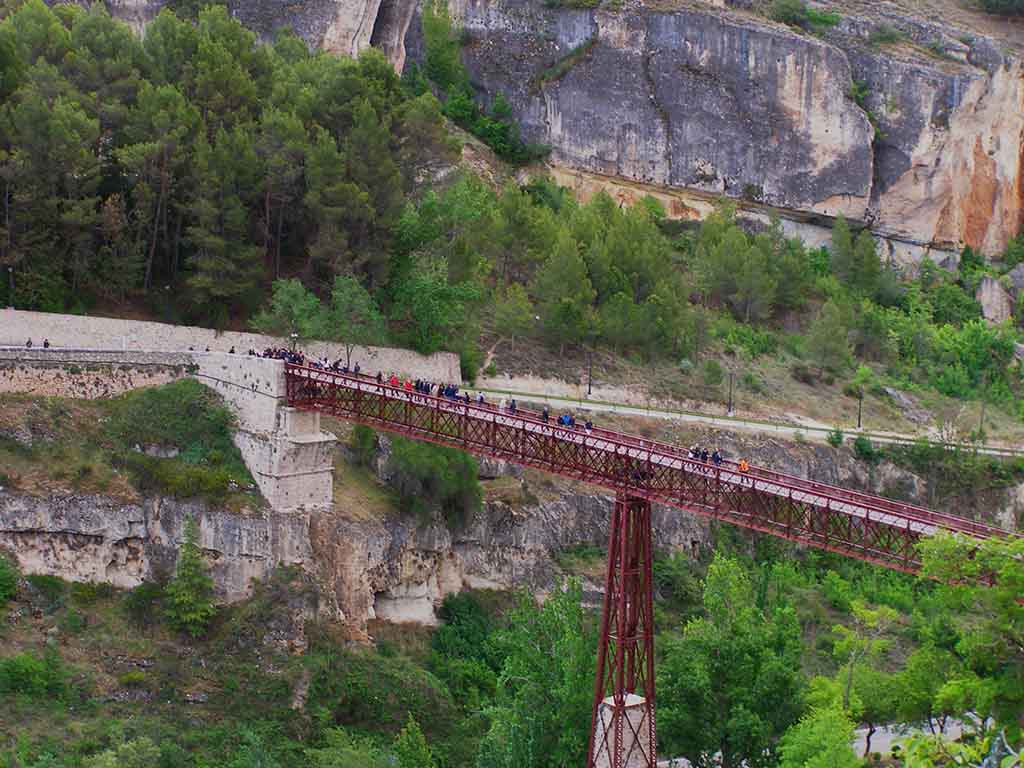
537 37 597 85
869 24 905 48
555 544 606 579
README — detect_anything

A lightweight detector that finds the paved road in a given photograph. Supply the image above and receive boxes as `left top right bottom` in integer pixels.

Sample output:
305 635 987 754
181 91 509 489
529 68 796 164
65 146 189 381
476 387 1024 458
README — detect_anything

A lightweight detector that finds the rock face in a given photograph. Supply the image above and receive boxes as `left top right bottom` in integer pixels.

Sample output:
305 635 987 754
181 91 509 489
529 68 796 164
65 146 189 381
403 0 1023 257
76 0 1022 260
976 275 1015 323
4 424 1021 633
0 493 312 599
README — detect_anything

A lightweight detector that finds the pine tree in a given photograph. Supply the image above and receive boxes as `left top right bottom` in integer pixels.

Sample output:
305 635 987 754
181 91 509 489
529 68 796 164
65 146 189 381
394 715 437 768
532 231 595 354
807 300 853 374
165 517 216 638
493 283 534 349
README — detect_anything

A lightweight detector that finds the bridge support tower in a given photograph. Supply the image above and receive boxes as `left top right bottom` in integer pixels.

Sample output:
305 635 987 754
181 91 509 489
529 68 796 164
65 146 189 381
588 492 656 768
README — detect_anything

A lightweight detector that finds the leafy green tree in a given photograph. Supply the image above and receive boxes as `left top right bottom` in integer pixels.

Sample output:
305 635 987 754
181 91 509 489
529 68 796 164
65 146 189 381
895 645 963 733
394 715 437 768
318 275 387 366
493 283 534 349
918 533 1023 729
256 105 306 278
852 229 881 296
164 516 216 638
807 300 852 373
303 126 373 281
250 278 325 340
778 707 859 768
475 579 595 768
118 81 200 291
832 600 898 711
532 231 595 354
390 255 480 355
830 215 855 284
658 554 805 768
421 0 466 93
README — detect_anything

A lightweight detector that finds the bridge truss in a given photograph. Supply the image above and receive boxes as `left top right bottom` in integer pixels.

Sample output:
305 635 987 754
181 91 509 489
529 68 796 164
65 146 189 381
283 364 1012 768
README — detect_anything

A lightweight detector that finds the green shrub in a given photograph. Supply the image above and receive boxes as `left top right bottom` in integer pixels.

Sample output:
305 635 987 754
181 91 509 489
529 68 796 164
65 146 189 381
979 0 1024 13
390 437 481 528
70 581 114 605
805 8 840 27
769 0 807 26
118 670 148 688
0 650 69 698
740 372 766 394
852 435 878 463
791 363 816 385
869 24 904 47
0 555 18 603
701 359 724 387
826 428 845 448
678 358 694 375
350 425 378 469
27 574 66 611
459 341 483 384
124 582 164 627
721 325 778 358
59 608 86 635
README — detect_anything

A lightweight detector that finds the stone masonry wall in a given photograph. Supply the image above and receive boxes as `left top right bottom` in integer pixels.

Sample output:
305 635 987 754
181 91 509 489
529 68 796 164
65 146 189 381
0 309 461 383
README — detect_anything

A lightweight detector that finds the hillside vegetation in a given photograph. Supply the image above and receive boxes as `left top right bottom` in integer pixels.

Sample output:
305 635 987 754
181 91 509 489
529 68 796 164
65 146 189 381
0 529 1019 768
0 381 257 507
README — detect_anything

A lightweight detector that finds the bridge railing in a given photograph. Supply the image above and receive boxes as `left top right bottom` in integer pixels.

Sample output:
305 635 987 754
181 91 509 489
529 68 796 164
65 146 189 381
284 364 1015 542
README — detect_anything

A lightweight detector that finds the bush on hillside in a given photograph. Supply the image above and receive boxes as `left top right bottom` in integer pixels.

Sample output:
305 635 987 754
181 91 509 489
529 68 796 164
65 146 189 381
0 650 69 699
165 518 216 638
0 555 18 604
389 437 481 528
980 0 1024 13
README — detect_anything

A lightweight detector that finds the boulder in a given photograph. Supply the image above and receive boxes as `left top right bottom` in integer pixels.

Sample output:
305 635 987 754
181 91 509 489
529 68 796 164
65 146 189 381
975 276 1014 324
1005 264 1024 299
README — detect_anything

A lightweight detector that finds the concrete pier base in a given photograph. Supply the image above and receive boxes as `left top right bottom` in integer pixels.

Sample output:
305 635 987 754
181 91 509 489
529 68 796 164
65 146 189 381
235 408 335 512
591 693 656 768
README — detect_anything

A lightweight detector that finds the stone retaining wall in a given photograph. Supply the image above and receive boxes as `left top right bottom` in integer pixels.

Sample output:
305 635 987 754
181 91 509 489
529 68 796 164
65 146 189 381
0 349 193 399
1 308 461 382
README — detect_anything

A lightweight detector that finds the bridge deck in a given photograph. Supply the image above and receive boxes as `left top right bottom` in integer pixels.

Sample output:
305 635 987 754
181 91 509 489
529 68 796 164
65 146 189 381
284 364 1013 573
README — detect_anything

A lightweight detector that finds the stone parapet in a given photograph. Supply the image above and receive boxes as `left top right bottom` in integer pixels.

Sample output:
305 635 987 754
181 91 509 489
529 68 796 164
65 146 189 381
0 308 460 382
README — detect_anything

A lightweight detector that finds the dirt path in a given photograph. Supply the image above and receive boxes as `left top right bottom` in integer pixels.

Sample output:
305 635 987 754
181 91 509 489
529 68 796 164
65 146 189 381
475 385 1024 457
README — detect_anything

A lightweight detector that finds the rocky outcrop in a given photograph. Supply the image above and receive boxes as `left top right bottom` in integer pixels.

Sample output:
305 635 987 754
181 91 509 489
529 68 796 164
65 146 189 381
0 493 312 599
403 0 1022 259
976 275 1015 323
3 424 1022 632
1006 264 1024 299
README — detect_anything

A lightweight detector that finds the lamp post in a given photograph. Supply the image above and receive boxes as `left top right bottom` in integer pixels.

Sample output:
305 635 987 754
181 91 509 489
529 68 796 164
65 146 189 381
857 387 864 430
727 370 735 416
289 332 298 352
6 267 12 308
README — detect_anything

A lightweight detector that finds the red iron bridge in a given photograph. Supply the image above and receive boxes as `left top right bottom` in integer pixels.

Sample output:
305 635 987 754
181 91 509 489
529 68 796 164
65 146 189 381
284 363 1015 768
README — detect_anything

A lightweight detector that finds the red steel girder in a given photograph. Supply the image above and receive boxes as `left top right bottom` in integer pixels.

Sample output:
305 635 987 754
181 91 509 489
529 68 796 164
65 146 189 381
284 364 1014 576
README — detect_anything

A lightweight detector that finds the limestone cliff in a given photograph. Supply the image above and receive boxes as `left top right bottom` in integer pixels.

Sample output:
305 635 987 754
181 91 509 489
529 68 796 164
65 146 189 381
2 427 1020 634
77 0 1022 260
409 0 1023 259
